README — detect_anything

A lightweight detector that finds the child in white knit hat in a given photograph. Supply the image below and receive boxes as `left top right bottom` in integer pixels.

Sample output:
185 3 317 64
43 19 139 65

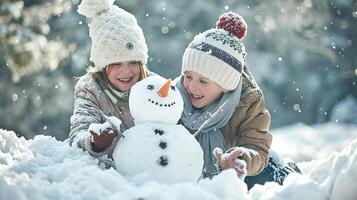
69 0 151 157
176 12 300 189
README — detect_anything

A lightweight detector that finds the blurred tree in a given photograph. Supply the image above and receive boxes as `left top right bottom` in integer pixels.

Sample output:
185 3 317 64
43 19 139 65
0 0 73 81
0 0 81 140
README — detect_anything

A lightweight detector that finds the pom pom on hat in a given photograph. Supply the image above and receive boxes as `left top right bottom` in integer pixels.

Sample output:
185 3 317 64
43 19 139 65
78 0 115 18
216 11 247 40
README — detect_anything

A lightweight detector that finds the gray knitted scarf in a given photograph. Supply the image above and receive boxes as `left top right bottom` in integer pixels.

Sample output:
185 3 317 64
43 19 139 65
175 76 242 177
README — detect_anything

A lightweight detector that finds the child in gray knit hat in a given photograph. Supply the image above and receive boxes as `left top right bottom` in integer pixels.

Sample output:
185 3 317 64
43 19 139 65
176 11 300 189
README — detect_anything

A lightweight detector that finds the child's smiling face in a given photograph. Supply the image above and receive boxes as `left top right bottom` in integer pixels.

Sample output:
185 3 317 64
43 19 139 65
183 70 224 109
106 61 141 92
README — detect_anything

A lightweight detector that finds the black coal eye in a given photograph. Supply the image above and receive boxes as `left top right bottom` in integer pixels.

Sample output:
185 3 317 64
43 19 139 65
170 86 176 91
147 84 154 90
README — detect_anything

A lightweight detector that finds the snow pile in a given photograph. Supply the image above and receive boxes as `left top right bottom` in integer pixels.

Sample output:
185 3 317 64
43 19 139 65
251 134 357 200
271 122 357 161
1 122 357 200
0 129 247 200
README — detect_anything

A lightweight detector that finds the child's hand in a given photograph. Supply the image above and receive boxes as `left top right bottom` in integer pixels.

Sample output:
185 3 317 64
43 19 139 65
214 147 248 179
90 127 119 149
88 121 121 152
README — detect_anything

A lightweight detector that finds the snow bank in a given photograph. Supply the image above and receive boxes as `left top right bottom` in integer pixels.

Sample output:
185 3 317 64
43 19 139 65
1 122 357 200
251 134 357 200
271 122 357 161
0 129 248 200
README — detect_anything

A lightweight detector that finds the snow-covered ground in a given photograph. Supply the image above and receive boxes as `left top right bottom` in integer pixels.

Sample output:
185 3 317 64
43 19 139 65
1 122 356 200
271 122 357 162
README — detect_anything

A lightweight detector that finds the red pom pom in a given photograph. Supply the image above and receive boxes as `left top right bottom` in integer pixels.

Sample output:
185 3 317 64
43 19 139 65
216 12 247 40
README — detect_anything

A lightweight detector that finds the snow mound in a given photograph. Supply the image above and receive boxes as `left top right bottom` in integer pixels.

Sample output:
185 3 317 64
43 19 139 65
271 122 357 161
251 135 357 200
0 129 247 200
1 123 356 199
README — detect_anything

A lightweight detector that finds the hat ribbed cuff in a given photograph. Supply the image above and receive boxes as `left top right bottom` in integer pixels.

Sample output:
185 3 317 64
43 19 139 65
182 49 241 91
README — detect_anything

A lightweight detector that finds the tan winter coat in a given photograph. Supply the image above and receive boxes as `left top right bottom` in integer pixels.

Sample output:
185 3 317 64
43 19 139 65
221 66 272 176
69 72 136 157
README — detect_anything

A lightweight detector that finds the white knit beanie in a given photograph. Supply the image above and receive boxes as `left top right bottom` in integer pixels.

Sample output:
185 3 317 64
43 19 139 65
182 12 247 91
77 0 148 71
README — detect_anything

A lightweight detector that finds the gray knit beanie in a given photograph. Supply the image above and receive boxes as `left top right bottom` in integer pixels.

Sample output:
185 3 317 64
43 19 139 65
182 12 247 91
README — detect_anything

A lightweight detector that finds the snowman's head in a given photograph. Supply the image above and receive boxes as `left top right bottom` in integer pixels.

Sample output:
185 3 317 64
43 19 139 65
129 75 184 124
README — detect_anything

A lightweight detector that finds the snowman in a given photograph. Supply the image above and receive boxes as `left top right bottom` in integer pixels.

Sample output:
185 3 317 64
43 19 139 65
112 75 204 184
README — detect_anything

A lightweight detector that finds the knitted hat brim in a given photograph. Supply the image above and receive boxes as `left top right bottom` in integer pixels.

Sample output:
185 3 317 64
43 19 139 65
182 48 241 91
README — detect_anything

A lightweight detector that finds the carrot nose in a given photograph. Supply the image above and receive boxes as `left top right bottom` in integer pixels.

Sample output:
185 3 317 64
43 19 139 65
158 79 172 97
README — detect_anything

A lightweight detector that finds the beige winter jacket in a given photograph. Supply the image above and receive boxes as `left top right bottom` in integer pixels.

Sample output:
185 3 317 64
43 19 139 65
221 66 272 176
69 72 136 157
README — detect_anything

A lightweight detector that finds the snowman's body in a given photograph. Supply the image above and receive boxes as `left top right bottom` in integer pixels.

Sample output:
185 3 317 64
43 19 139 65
114 123 203 183
112 76 204 184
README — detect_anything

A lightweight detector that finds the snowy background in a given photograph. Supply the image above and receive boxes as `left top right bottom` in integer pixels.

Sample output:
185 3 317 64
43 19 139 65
0 0 357 199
